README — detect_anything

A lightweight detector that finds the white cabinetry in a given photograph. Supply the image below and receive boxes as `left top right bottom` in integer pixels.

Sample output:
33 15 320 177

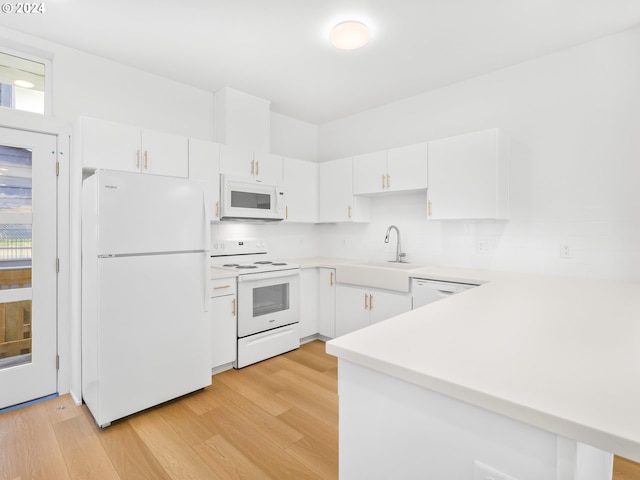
219 144 283 184
299 268 319 339
210 276 237 371
353 143 428 195
352 151 387 195
318 268 336 338
318 157 370 223
427 129 509 220
282 157 318 222
214 87 271 153
335 284 411 337
189 139 221 220
80 117 188 177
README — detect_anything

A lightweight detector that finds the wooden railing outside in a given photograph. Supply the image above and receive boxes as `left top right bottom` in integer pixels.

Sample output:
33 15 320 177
0 268 32 360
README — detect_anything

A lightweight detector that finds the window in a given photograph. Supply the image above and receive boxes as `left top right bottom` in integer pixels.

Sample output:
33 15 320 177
0 144 32 367
0 49 48 115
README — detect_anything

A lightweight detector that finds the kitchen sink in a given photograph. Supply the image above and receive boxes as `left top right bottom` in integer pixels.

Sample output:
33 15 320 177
335 262 423 292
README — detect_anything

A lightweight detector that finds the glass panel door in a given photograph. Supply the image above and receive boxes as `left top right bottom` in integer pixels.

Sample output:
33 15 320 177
253 282 290 317
0 145 33 369
0 127 57 409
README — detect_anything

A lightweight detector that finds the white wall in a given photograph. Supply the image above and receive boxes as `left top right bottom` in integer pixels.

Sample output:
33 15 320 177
316 26 640 282
0 27 216 138
270 112 318 161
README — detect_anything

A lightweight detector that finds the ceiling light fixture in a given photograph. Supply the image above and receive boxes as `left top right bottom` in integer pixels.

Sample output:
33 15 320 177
14 79 35 88
329 21 370 50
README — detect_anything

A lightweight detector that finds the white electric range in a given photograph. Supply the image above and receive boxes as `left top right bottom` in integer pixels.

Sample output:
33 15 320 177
211 240 300 368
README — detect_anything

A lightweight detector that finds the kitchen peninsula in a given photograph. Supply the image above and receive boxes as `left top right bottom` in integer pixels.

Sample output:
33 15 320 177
326 270 640 480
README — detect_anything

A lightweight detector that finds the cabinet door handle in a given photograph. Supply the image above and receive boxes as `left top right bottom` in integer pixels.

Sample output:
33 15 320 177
330 271 334 286
214 285 231 290
364 293 369 309
428 200 432 217
215 201 219 218
136 150 140 168
232 298 236 316
381 174 386 189
369 294 373 310
144 151 149 170
256 161 259 176
348 205 352 219
386 174 390 189
285 205 288 220
251 159 255 175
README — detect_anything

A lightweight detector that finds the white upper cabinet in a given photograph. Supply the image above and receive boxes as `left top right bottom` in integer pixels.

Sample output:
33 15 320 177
353 143 428 195
386 143 428 192
253 151 283 185
140 129 189 178
352 151 387 194
318 157 370 223
282 157 318 222
188 139 221 221
219 144 283 184
427 128 509 220
80 117 188 178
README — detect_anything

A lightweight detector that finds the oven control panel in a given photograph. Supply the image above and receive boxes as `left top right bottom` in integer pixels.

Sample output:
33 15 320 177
212 239 268 256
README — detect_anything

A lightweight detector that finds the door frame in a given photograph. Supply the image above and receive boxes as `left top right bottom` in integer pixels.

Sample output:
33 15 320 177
0 111 72 404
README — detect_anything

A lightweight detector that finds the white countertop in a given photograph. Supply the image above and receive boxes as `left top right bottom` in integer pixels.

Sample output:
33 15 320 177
326 268 640 462
210 267 238 280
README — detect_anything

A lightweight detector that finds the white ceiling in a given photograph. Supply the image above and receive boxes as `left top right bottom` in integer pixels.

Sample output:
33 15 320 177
2 0 640 124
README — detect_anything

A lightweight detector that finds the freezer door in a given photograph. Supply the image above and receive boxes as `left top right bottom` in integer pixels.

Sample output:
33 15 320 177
84 170 209 255
85 252 211 427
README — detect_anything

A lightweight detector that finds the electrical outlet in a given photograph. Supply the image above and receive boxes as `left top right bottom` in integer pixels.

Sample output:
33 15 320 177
477 239 491 254
474 461 519 480
560 244 572 259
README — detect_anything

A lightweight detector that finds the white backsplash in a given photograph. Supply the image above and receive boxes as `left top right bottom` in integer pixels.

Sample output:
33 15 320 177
211 187 639 282
211 222 319 260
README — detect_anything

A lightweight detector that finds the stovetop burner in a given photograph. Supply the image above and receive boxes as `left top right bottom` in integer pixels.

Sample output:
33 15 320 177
211 239 299 274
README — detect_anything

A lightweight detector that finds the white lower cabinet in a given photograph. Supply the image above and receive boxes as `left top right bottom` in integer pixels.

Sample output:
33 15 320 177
318 268 336 338
336 284 412 337
299 268 319 338
210 277 237 370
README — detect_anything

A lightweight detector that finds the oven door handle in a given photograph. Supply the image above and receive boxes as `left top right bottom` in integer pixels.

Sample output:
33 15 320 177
237 269 300 282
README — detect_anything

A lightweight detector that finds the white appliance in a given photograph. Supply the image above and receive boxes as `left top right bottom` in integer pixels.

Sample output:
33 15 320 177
412 278 477 309
220 175 286 221
211 240 300 368
82 170 211 427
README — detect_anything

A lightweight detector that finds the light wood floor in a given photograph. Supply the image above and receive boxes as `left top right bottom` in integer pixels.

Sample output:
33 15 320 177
0 340 638 479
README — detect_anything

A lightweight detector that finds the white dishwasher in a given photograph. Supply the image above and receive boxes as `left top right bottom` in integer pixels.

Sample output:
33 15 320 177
411 278 477 309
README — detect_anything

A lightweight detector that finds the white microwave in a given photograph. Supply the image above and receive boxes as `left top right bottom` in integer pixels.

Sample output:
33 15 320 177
220 175 286 221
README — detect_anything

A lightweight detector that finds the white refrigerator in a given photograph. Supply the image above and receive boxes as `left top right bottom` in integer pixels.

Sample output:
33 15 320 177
82 170 211 427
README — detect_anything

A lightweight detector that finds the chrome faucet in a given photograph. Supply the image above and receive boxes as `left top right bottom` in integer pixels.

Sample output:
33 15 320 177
384 225 406 262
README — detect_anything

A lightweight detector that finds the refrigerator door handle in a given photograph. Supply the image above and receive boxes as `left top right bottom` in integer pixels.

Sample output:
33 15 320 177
203 190 211 248
202 190 211 313
203 252 210 313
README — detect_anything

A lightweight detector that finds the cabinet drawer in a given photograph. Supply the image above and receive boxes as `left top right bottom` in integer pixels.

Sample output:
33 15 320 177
210 278 237 297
